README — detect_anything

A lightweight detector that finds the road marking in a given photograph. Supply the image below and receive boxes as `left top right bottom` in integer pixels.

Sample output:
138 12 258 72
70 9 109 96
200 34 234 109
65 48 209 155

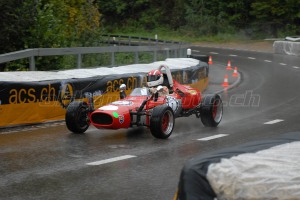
86 155 136 166
264 119 284 125
229 54 237 57
210 52 219 55
264 60 272 62
293 66 299 69
248 57 256 60
192 50 200 53
279 63 287 66
197 134 228 141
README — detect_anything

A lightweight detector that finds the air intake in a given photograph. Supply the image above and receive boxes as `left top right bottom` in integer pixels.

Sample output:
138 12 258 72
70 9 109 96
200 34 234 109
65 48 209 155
91 113 113 125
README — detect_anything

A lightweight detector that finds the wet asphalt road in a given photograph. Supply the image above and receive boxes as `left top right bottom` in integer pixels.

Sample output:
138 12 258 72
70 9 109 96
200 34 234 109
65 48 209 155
1 47 300 200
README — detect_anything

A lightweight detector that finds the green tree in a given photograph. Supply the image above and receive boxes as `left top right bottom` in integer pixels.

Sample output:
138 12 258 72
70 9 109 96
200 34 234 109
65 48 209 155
26 0 101 48
251 0 300 37
184 0 253 36
98 0 150 29
23 0 101 70
98 0 185 31
0 0 35 71
0 0 34 53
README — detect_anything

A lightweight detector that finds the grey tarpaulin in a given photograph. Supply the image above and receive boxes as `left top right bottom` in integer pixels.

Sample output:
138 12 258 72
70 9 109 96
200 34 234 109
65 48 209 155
176 132 300 200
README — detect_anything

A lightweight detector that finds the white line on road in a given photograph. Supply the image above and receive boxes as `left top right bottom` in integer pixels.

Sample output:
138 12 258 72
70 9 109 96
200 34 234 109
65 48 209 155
86 155 137 166
229 54 237 57
210 52 219 54
197 134 228 141
192 50 200 53
293 66 299 69
264 119 284 125
248 57 256 60
264 60 272 62
279 63 287 66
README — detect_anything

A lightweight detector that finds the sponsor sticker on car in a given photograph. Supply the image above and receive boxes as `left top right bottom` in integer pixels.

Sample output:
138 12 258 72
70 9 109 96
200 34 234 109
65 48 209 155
188 90 197 95
119 115 125 124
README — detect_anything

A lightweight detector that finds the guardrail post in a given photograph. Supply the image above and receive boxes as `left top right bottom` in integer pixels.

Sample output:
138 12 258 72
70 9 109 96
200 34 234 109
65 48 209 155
179 48 183 57
183 48 188 57
166 49 170 58
112 36 116 46
107 35 110 45
111 52 115 66
29 56 35 71
77 54 82 69
135 51 139 64
129 36 131 46
154 41 158 61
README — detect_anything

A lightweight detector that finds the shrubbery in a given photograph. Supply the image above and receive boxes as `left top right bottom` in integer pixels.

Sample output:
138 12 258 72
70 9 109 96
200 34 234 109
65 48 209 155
0 0 299 71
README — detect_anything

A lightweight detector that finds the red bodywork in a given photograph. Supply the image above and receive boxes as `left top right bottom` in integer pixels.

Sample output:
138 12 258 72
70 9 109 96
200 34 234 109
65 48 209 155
89 80 201 130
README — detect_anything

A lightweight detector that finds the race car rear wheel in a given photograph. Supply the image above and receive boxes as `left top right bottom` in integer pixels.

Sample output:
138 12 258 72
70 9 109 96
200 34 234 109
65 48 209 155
150 105 175 139
200 94 223 127
65 101 90 133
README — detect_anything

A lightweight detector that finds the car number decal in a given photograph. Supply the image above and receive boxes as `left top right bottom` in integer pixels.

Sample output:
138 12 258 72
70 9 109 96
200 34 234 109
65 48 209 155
99 105 118 111
112 101 133 105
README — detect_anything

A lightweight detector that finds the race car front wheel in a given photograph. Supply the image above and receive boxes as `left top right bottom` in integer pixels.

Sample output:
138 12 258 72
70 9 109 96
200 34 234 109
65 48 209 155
200 94 223 127
65 101 90 133
150 105 175 139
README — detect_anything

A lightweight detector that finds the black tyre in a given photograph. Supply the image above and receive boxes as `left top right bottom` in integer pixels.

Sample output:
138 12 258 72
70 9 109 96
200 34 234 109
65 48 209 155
150 105 175 139
200 94 223 127
65 101 90 133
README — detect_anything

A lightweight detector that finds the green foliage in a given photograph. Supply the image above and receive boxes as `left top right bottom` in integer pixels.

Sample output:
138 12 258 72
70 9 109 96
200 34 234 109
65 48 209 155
250 0 300 37
25 0 101 48
101 0 299 38
0 0 33 54
1 0 300 71
24 0 102 70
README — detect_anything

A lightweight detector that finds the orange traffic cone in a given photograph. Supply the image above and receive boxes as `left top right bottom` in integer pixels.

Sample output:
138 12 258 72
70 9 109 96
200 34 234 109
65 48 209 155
208 56 213 65
226 60 232 70
222 74 229 87
232 67 238 77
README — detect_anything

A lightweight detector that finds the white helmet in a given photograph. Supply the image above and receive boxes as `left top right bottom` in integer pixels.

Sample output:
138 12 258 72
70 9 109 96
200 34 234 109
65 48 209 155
147 69 164 87
119 84 126 90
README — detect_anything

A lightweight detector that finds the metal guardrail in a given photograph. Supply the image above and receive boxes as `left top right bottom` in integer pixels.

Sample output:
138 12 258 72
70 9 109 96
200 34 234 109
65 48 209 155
0 35 190 71
101 34 182 46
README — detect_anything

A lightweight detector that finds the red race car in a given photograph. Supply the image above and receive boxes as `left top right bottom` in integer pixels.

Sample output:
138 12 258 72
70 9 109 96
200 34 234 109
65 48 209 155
65 65 223 139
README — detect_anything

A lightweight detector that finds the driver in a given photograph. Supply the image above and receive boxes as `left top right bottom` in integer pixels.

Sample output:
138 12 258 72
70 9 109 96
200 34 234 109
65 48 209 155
146 69 169 96
119 83 126 99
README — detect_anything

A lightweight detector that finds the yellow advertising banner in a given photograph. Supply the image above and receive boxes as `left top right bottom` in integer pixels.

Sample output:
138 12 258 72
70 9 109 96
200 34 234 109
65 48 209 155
0 65 209 127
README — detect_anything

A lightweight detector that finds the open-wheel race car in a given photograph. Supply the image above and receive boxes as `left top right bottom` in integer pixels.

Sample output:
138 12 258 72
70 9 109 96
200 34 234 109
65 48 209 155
65 65 223 139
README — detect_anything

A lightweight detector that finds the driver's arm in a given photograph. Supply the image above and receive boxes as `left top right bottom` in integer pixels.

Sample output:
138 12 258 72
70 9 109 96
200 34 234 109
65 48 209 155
157 85 169 96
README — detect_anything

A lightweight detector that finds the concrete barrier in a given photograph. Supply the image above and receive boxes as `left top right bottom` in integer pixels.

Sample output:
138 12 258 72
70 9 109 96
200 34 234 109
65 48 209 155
273 41 300 56
0 58 209 127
